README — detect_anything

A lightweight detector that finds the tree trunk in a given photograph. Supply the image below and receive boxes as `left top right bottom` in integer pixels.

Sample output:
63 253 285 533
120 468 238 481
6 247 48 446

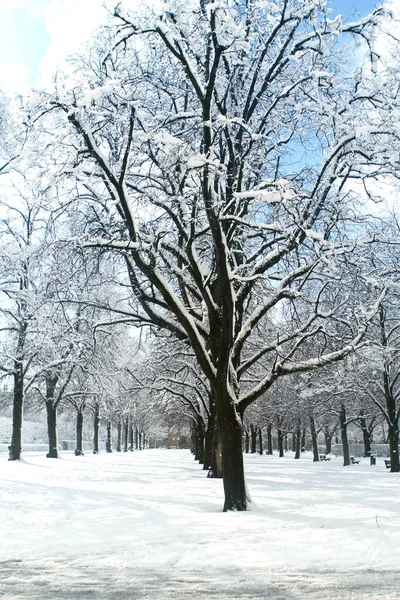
250 424 257 453
323 426 333 455
129 422 134 451
266 423 273 455
93 403 100 454
359 414 372 458
379 305 399 472
75 410 84 456
45 375 59 458
218 401 247 511
9 365 24 461
46 401 59 458
106 420 112 453
301 426 306 452
244 427 250 453
124 416 129 452
340 403 350 466
135 426 139 450
277 427 284 457
195 418 205 464
116 419 122 452
310 415 319 462
208 415 223 478
294 421 301 460
258 427 263 455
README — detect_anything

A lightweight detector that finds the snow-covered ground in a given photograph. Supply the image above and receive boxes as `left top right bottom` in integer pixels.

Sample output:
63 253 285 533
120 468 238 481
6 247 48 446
1 449 399 599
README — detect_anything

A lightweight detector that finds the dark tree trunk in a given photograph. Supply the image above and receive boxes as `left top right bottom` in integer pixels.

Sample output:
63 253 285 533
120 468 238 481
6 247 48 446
379 305 400 472
208 414 223 478
135 427 139 450
340 403 350 466
9 365 24 461
9 319 27 462
139 431 143 450
93 403 100 454
301 426 306 451
244 427 250 453
277 427 284 457
218 400 247 511
359 414 372 458
258 427 263 455
116 419 122 452
204 420 214 470
45 375 59 458
387 420 400 472
124 417 129 452
46 401 59 458
250 424 257 453
266 423 273 455
75 410 84 456
310 415 319 462
129 423 134 451
195 418 205 464
204 395 215 470
294 422 301 460
323 426 333 455
106 420 112 453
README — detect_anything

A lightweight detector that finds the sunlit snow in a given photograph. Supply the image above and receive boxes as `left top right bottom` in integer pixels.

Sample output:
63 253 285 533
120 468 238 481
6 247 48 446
1 449 400 599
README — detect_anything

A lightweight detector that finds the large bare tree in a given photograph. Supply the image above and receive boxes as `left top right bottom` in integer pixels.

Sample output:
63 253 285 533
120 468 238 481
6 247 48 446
37 0 398 509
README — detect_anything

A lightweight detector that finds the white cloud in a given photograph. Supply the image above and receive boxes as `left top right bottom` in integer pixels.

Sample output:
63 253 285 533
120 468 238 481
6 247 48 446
0 63 30 94
36 0 109 89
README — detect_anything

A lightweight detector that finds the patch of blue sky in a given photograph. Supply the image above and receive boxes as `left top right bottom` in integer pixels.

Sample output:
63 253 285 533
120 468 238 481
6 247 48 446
0 0 51 87
0 0 384 93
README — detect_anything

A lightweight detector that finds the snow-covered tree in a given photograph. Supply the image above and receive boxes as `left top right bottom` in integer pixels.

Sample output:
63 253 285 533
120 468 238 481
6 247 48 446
35 0 399 509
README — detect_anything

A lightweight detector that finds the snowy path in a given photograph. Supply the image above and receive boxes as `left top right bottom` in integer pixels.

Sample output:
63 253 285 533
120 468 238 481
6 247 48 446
1 449 400 599
1 561 400 599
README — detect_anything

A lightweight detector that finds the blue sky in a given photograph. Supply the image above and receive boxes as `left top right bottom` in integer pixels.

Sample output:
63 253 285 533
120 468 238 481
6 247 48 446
0 0 383 92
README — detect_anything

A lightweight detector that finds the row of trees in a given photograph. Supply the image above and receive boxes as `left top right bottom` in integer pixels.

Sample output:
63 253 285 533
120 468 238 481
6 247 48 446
1 0 400 511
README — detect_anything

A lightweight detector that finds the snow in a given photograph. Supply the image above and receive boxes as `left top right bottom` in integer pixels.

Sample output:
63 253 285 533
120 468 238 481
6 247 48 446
1 449 400 599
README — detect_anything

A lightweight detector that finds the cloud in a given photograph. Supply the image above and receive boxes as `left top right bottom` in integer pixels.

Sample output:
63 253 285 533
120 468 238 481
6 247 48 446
0 63 30 94
36 0 109 89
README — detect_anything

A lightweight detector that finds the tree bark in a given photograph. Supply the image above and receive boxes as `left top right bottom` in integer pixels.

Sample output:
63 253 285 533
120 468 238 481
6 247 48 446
244 427 250 453
218 401 247 511
277 427 284 457
340 403 350 466
129 422 134 451
93 403 100 454
310 415 319 462
301 426 306 452
195 418 205 464
46 401 59 458
123 416 129 452
106 420 112 453
359 414 372 458
208 415 223 478
294 421 301 460
9 364 24 461
266 423 273 455
75 409 84 456
323 426 333 455
116 419 122 452
250 423 257 453
135 426 139 450
378 304 399 471
258 427 263 455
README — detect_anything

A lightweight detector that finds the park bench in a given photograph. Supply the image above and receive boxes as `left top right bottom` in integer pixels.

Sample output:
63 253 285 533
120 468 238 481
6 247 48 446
384 459 391 469
350 456 360 464
319 454 331 461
